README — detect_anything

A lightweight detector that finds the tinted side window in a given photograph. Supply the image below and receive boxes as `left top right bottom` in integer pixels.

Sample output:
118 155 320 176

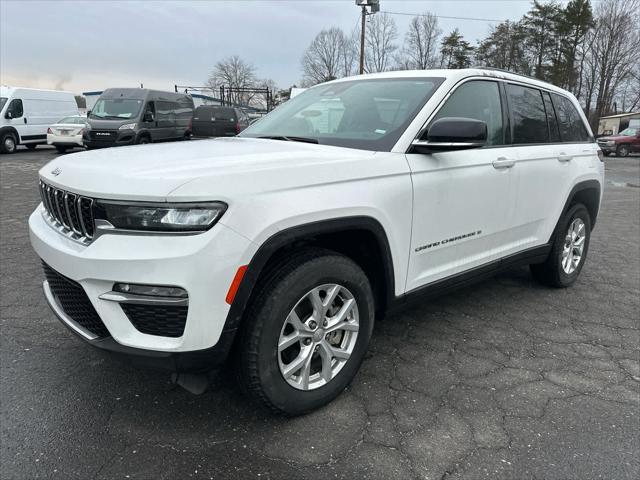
7 99 23 118
542 92 560 142
213 108 236 121
507 84 548 144
432 80 504 146
551 93 590 142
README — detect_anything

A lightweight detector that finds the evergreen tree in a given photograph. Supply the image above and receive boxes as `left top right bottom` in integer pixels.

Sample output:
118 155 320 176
440 29 474 69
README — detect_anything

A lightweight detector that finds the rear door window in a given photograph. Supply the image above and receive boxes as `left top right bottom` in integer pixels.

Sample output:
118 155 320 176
212 108 236 121
431 80 504 146
551 93 591 142
507 84 548 144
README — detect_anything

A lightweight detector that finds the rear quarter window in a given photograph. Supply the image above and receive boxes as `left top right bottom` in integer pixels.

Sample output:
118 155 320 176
551 93 591 142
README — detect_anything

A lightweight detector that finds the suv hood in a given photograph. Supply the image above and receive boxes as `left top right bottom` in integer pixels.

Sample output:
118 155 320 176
40 138 376 200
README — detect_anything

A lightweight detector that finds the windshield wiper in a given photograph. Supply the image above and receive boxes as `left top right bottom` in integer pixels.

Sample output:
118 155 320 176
257 135 319 144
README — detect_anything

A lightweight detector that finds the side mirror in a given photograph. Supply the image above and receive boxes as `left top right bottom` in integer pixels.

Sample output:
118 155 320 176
86 110 91 117
5 111 12 119
412 117 487 153
143 112 154 122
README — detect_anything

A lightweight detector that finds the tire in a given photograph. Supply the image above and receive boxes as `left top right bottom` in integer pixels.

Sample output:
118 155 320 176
55 146 68 154
616 144 630 157
26 143 37 150
530 203 591 288
136 135 151 145
603 151 611 157
0 132 17 154
235 248 375 416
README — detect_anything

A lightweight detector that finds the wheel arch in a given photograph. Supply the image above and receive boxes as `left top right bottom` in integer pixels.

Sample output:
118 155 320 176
224 216 395 333
0 126 20 143
556 180 601 235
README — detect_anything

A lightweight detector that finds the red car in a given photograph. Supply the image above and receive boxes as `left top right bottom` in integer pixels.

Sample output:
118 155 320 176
597 127 640 157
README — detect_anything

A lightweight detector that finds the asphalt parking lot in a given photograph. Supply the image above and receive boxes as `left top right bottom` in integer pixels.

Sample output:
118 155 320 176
1 146 639 480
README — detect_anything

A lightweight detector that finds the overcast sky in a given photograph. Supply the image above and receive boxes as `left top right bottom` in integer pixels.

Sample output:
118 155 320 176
1 0 539 94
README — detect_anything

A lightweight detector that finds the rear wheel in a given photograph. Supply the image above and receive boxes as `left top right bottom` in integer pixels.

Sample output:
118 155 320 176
55 146 68 154
616 144 630 157
530 203 591 288
0 132 17 154
26 143 37 150
236 249 374 415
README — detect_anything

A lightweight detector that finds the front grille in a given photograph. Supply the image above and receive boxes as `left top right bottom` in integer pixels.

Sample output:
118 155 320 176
121 303 188 338
39 180 94 242
42 262 110 338
89 130 117 142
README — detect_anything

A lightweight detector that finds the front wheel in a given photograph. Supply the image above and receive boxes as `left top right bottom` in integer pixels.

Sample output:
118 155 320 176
530 203 591 287
616 144 630 157
236 249 374 415
136 135 151 145
55 146 68 154
0 132 17 154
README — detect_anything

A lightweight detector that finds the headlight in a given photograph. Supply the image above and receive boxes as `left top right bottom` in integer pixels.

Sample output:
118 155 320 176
119 122 137 130
94 201 227 232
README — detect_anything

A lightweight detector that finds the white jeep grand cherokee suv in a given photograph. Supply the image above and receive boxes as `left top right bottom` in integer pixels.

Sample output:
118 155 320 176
29 69 604 415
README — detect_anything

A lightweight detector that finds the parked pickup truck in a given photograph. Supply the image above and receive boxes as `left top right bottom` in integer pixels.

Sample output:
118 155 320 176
30 68 604 415
597 127 640 157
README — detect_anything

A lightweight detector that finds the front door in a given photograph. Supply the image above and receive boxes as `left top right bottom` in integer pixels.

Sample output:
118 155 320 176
405 79 517 291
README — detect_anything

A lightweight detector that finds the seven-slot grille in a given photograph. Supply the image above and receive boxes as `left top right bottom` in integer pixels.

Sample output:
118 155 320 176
39 180 95 241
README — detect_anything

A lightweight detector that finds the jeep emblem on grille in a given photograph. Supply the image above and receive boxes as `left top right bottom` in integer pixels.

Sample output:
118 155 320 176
51 167 62 176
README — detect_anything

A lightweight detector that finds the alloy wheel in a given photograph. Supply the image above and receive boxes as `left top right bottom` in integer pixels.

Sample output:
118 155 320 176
277 284 359 391
561 218 586 274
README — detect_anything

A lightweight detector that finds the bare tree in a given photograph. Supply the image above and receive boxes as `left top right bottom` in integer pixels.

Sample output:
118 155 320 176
581 0 640 124
301 27 347 85
341 28 359 77
207 55 257 106
397 13 441 70
365 13 399 73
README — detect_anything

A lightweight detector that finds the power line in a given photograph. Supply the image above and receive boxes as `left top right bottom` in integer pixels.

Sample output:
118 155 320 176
381 10 504 23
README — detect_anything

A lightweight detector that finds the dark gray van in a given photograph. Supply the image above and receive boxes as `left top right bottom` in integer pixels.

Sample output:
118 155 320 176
191 106 250 138
84 88 194 148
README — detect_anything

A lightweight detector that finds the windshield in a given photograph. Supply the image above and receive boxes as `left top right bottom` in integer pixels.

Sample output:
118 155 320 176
0 97 7 111
618 127 637 136
240 77 444 151
90 98 143 120
58 116 85 124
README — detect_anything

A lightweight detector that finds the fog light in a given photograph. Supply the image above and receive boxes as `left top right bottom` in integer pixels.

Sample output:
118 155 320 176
113 283 187 298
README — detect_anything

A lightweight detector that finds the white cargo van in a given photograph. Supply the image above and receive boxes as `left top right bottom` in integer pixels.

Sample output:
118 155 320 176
0 86 79 154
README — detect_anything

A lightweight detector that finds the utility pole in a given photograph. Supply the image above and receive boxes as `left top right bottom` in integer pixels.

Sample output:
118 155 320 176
355 0 380 75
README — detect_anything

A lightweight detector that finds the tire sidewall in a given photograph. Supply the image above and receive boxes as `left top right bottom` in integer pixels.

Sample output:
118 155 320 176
552 204 591 286
2 133 17 154
253 256 374 415
616 144 629 157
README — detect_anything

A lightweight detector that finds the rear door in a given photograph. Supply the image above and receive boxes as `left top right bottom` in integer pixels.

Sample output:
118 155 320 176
406 79 517 291
212 107 238 136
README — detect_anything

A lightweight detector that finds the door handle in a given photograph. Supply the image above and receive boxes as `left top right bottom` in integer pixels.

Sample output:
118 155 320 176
558 153 573 162
492 157 515 169
23 118 27 124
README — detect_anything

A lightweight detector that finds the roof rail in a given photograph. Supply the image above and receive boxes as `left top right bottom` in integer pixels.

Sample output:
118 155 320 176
474 66 542 83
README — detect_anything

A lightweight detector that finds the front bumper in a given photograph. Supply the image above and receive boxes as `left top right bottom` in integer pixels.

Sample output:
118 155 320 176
597 143 616 153
83 129 137 148
29 205 254 369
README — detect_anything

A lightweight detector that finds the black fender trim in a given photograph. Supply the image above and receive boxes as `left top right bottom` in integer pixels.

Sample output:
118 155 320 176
0 126 20 143
553 179 602 237
223 216 396 333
